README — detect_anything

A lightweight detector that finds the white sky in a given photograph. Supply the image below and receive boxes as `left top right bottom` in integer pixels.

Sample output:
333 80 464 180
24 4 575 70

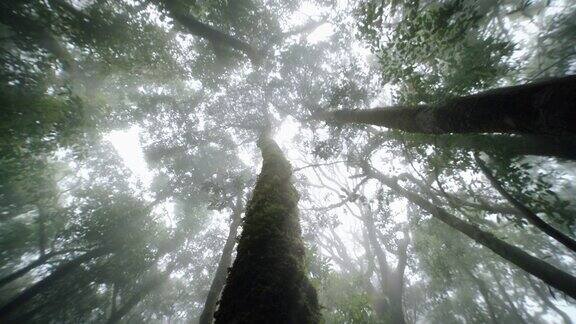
105 126 154 187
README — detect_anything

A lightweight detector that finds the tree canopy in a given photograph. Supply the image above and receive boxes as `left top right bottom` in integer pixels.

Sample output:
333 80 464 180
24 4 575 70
1 0 575 323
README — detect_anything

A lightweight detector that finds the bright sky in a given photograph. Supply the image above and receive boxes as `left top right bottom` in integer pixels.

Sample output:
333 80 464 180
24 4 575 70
105 126 154 187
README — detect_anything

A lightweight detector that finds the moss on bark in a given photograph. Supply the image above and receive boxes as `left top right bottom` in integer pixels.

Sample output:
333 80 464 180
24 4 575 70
327 75 576 137
213 133 321 324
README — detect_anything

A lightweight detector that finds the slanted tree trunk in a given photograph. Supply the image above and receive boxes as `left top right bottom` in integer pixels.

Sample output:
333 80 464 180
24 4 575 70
400 133 576 160
475 154 576 253
490 268 530 324
461 267 499 324
325 75 576 136
365 167 576 299
0 250 73 289
106 269 172 324
0 3 78 74
155 0 259 64
0 247 111 321
198 195 244 324
213 132 320 324
106 233 185 324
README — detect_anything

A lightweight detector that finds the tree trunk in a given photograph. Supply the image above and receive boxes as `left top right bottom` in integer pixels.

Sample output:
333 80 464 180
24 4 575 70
198 196 244 324
389 231 409 324
326 75 576 136
361 207 390 293
526 275 573 324
106 234 185 324
0 4 77 74
402 133 576 160
155 0 259 64
361 204 407 324
491 269 530 324
475 154 576 253
0 247 110 321
213 133 320 324
106 270 171 324
462 267 499 324
0 251 69 289
110 283 118 320
37 209 47 257
366 168 576 299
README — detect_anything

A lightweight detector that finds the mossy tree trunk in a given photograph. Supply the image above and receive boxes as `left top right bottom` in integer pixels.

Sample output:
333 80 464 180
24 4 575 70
214 133 320 324
325 75 576 137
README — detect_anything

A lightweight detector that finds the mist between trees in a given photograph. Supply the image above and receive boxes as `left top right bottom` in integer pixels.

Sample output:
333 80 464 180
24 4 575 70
1 0 575 323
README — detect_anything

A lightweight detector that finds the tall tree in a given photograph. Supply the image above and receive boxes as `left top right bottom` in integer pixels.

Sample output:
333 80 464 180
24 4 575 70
324 75 576 136
363 164 576 299
152 0 260 64
214 132 321 324
0 247 112 321
106 266 174 324
361 204 409 324
199 194 244 324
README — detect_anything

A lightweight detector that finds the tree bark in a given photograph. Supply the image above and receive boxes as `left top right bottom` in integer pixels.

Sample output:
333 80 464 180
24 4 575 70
213 132 320 324
475 154 576 253
0 247 110 321
198 196 244 324
325 75 576 136
366 167 576 299
110 283 118 320
155 0 259 64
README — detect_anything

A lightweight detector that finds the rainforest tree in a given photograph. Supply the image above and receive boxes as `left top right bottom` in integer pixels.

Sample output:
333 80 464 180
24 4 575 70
1 0 575 323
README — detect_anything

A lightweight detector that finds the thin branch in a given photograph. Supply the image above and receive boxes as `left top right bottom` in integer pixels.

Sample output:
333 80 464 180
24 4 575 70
475 153 576 254
293 160 348 172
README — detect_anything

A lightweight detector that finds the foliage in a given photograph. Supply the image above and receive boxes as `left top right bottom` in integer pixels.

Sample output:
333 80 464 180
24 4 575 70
357 0 513 104
0 0 575 322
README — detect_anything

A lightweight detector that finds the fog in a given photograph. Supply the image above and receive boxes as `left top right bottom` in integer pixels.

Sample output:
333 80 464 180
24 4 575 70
1 0 575 323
